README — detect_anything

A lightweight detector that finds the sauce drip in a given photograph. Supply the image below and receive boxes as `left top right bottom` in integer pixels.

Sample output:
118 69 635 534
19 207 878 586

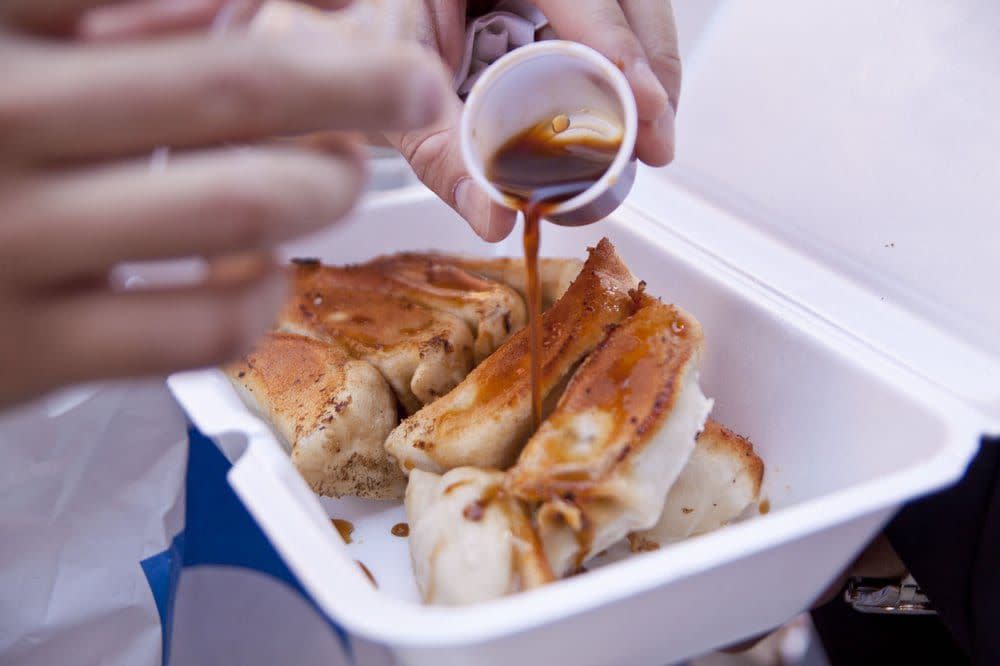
523 204 543 429
486 115 621 431
390 522 409 537
759 498 771 515
356 560 377 587
331 518 354 544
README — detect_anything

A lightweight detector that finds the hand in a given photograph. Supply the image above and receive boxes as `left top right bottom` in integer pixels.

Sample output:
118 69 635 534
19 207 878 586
394 0 681 242
117 1 682 243
0 0 449 407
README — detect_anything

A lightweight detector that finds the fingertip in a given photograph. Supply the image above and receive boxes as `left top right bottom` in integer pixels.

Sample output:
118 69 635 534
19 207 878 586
636 106 676 167
454 177 493 241
628 59 671 122
483 203 517 242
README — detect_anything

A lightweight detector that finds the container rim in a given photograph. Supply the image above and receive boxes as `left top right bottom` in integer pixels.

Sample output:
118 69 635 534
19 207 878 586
459 40 639 219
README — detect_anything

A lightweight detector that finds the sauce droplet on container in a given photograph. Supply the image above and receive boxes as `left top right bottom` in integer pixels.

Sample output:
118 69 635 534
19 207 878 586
331 518 354 543
356 560 377 587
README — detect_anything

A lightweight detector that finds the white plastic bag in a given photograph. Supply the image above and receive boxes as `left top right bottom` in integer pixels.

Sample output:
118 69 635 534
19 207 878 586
0 380 185 665
0 380 381 665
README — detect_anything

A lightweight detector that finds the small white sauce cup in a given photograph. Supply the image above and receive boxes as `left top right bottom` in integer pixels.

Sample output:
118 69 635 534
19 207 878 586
460 41 638 227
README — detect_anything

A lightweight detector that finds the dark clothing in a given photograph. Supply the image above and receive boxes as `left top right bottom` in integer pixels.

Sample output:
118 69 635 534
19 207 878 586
813 594 967 664
813 438 1000 665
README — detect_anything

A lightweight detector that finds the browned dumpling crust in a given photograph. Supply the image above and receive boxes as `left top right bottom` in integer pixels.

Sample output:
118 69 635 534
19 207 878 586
227 332 406 499
630 420 764 549
508 298 713 576
364 253 528 363
278 260 475 415
385 239 640 475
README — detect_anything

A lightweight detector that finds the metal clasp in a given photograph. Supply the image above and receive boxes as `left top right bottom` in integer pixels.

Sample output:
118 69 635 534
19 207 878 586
845 574 936 615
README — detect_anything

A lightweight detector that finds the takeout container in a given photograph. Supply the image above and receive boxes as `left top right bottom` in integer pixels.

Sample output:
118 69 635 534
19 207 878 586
167 3 998 664
460 40 638 226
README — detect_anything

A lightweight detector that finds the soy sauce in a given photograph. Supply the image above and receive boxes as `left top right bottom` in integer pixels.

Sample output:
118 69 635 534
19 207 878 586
331 518 354 544
486 115 621 429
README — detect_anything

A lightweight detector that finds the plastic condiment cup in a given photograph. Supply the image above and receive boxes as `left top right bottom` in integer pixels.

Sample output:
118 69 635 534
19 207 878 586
460 40 638 226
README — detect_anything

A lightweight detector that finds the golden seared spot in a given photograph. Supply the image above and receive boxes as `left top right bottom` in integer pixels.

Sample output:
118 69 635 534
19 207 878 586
627 534 661 553
404 254 584 311
383 239 640 475
445 240 638 424
509 299 703 500
283 266 445 352
226 332 406 500
362 253 529 364
699 419 765 496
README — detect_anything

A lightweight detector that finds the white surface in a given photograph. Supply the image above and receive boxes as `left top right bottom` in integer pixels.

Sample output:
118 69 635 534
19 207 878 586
169 187 983 665
0 380 186 666
656 0 1000 419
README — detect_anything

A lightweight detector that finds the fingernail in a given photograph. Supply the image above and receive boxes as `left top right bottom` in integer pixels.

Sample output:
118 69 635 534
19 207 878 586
630 60 670 119
656 103 676 136
454 178 492 240
653 105 677 165
480 204 516 243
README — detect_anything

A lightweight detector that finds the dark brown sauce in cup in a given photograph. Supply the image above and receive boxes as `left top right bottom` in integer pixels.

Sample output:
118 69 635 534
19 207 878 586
486 116 621 430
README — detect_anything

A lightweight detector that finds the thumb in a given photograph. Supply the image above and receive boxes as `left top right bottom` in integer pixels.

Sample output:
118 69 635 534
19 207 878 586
385 96 516 243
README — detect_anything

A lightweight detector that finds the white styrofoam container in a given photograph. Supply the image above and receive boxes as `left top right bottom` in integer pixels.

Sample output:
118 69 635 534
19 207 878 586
168 1 998 664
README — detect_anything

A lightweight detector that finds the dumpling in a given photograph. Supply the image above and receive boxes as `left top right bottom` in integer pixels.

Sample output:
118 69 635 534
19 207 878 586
416 254 584 311
278 259 474 414
227 332 406 499
385 239 640 474
405 467 553 605
629 420 764 550
359 253 528 363
506 299 713 576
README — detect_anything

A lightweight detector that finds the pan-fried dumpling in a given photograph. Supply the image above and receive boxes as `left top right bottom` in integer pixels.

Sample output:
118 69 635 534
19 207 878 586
406 467 553 605
359 253 527 363
629 420 764 550
226 332 406 499
507 299 713 576
278 259 474 414
415 254 583 310
385 239 640 474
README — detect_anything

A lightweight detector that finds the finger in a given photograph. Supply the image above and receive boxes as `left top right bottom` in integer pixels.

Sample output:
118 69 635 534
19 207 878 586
0 143 366 284
385 95 516 242
0 0 126 35
79 0 354 41
1 0 346 36
533 0 671 124
620 0 681 107
4 271 288 404
79 0 241 40
205 250 275 286
0 34 448 164
635 107 675 167
622 0 680 165
415 0 467 73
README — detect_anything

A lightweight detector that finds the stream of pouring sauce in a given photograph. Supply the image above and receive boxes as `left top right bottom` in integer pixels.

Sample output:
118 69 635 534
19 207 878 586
486 115 621 429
